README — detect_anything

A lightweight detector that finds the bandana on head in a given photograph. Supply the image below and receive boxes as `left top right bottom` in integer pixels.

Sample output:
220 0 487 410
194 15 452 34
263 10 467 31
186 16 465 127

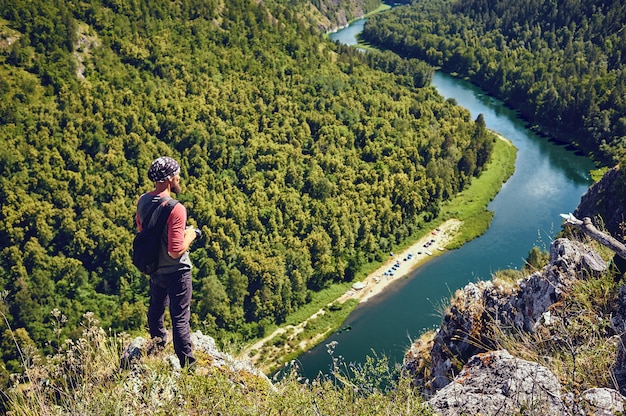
148 156 180 182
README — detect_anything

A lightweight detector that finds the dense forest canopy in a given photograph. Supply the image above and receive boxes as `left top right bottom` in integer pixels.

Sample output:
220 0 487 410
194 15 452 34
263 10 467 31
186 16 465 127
0 0 495 378
362 0 626 165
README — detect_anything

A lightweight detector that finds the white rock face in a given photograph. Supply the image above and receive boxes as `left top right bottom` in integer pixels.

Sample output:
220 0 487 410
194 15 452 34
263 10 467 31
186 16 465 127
427 350 565 416
428 350 626 416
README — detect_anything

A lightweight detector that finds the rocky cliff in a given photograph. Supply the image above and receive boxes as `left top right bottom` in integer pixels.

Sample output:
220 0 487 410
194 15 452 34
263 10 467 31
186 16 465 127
575 165 625 244
296 0 379 32
575 164 626 273
403 166 626 414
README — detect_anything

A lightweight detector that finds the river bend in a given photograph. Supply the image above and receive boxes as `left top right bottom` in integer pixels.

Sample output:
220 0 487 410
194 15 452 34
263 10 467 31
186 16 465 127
294 18 595 380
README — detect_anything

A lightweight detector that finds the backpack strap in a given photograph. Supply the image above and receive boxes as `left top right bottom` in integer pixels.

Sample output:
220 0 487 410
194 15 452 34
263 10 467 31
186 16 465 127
149 198 179 232
141 196 179 231
141 196 162 230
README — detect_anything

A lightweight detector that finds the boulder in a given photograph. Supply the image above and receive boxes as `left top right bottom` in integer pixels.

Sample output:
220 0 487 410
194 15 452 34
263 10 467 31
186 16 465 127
428 350 626 415
565 388 626 415
427 350 565 415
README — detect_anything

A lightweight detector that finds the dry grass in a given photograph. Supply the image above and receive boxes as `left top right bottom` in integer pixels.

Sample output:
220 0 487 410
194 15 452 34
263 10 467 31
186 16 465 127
1 311 434 416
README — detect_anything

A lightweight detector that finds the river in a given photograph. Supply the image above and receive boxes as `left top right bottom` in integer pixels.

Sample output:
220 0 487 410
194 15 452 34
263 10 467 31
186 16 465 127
292 15 596 381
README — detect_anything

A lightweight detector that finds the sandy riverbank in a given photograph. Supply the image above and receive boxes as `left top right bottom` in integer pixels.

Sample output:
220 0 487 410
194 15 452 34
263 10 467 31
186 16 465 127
240 219 462 366
342 218 462 304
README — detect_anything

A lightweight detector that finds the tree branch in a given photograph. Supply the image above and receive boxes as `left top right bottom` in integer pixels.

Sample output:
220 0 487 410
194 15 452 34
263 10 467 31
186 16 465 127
560 213 626 260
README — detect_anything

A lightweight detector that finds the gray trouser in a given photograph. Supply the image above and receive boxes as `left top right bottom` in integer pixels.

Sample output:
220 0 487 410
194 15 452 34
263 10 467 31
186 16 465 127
148 269 195 366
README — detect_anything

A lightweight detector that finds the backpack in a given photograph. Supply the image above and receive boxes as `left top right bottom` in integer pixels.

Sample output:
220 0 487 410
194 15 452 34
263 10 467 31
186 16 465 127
132 197 179 275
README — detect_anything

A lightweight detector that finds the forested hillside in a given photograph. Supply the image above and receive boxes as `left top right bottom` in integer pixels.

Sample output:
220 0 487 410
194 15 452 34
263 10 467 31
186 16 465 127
362 0 626 165
0 0 495 381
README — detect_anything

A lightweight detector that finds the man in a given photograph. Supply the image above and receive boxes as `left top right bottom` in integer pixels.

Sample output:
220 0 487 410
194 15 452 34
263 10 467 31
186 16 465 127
135 156 200 367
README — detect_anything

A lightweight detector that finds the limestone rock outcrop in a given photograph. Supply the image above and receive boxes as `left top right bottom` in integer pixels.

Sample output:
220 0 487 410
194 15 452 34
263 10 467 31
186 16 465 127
404 236 626 413
575 165 626 276
427 350 565 415
405 238 590 392
428 350 625 416
121 330 272 388
574 165 624 241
